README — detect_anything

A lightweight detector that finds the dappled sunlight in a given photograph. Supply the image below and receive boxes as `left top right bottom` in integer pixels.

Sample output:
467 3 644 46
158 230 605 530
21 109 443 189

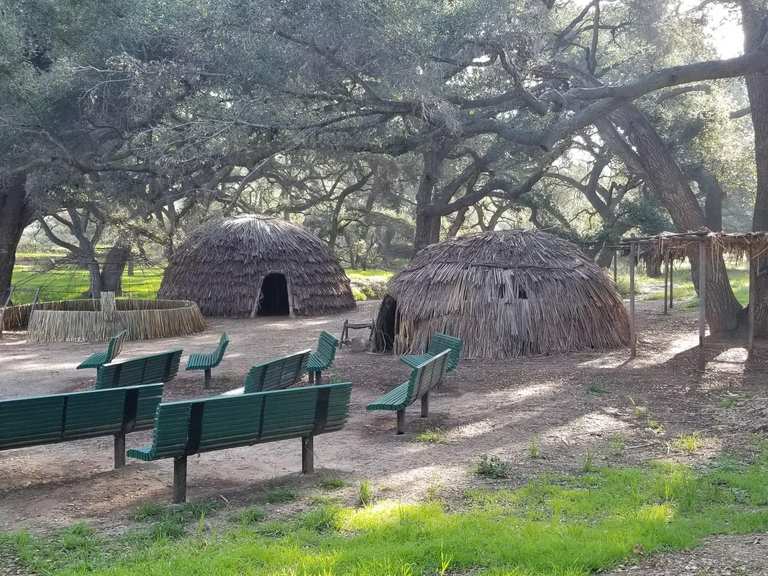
0 353 41 365
635 332 701 367
340 500 431 532
375 463 465 492
543 411 630 443
708 347 748 374
445 418 497 442
486 381 562 404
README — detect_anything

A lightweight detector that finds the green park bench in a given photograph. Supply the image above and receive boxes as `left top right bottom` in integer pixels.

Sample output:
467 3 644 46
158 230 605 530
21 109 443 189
367 349 450 434
128 382 353 502
242 349 311 393
96 349 183 390
400 332 463 373
307 331 339 384
186 333 230 388
76 330 127 372
0 383 164 469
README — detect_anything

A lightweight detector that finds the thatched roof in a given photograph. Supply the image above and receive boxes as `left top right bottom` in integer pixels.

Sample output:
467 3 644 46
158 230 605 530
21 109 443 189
158 215 355 317
623 231 768 261
374 230 630 359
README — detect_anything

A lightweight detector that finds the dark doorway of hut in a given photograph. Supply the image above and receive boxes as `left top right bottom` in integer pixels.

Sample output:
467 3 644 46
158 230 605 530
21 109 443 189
373 295 398 352
258 273 290 316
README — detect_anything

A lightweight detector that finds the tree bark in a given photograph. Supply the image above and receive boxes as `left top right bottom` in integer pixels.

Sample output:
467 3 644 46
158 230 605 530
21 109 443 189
414 146 448 252
100 241 131 295
741 0 768 335
0 173 34 300
601 105 742 332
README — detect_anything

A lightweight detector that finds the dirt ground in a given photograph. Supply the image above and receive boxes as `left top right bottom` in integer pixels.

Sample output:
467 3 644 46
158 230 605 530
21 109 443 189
2 299 768 573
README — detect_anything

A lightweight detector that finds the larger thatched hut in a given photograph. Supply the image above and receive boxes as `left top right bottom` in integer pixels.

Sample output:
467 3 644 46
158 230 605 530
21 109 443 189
159 215 355 317
374 230 630 359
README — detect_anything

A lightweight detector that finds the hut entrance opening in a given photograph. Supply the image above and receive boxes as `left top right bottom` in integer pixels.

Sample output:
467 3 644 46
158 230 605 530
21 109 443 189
258 273 290 316
374 295 398 352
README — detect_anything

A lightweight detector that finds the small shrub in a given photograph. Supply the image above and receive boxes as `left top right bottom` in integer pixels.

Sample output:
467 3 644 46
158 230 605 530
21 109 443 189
647 419 665 435
300 504 340 533
358 481 374 507
415 428 447 444
528 436 541 459
582 450 596 473
475 455 512 479
674 433 702 454
588 385 608 396
58 523 94 551
351 287 367 301
628 396 648 418
609 435 625 457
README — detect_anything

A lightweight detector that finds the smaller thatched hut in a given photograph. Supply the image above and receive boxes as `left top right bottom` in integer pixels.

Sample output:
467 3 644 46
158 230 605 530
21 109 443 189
159 215 355 317
374 230 630 359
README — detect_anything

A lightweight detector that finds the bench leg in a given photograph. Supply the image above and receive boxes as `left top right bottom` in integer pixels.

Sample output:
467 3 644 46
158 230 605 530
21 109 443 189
173 456 188 504
315 371 322 385
420 392 429 418
204 368 211 388
302 436 314 474
308 371 315 385
396 409 406 435
113 432 126 469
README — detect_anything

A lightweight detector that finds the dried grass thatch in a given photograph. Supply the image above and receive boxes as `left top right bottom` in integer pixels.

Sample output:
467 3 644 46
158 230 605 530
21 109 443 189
631 231 768 262
375 230 630 359
158 215 355 317
22 298 206 343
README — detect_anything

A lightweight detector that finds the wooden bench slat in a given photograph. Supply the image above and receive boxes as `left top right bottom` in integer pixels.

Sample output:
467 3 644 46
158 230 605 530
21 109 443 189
0 384 164 466
128 383 352 502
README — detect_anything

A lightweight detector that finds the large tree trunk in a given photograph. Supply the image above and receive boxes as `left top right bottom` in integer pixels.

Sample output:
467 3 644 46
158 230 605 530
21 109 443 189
741 0 768 335
600 106 742 332
100 241 131 295
0 173 33 300
690 166 724 232
414 147 447 252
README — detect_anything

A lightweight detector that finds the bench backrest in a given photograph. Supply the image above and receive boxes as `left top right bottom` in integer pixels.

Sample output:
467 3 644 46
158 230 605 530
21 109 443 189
314 331 338 366
243 349 310 393
96 349 182 389
407 349 450 404
105 330 128 364
0 384 164 451
212 333 230 366
144 382 352 458
427 333 463 372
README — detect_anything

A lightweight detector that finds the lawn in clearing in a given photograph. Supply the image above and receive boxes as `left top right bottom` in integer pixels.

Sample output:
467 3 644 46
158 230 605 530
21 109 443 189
4 451 768 575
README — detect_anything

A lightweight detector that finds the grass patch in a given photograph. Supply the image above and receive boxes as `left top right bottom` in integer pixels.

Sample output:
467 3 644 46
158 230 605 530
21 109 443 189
319 477 347 491
6 450 768 575
528 436 542 459
9 266 164 303
475 455 512 479
262 488 297 504
415 428 447 444
357 481 374 507
674 433 703 454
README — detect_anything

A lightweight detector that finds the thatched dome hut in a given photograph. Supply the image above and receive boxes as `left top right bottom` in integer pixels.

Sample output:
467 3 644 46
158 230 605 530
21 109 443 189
158 215 355 317
374 230 630 358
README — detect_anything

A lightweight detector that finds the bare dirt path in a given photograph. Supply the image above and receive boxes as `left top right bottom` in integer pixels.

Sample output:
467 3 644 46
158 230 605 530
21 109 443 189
2 299 768 575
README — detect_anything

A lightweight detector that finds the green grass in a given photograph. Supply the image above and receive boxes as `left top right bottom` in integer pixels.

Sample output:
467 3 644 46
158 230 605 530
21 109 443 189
9 266 164 304
5 450 768 575
345 269 394 282
414 428 447 444
614 263 750 308
8 264 392 305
